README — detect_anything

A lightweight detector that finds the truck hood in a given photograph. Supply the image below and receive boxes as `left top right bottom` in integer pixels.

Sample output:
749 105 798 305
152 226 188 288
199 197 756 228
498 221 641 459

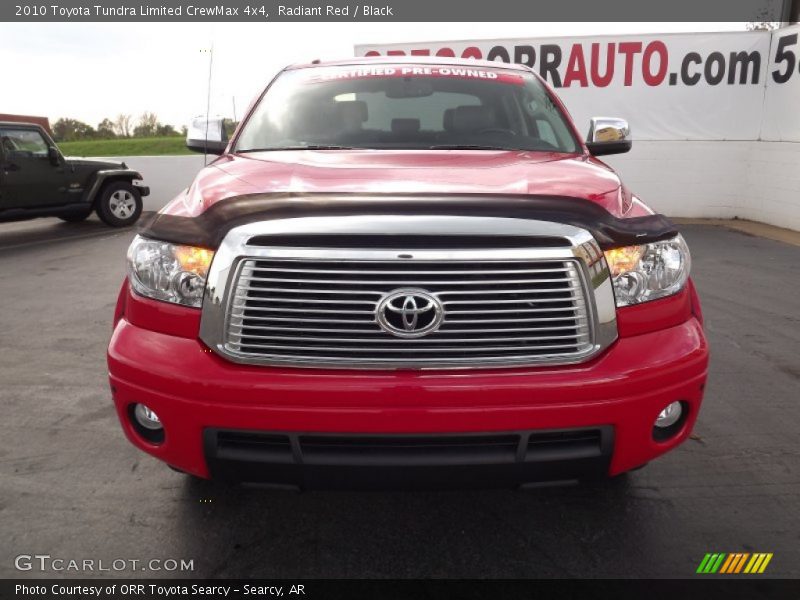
170 150 632 217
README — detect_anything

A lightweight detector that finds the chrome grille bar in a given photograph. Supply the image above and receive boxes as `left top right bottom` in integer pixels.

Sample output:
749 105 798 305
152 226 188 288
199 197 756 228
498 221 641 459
226 258 591 363
199 216 619 369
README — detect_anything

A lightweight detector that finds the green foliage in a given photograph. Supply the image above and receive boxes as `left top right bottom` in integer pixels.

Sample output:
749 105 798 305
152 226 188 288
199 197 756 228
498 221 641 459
156 123 178 137
57 136 193 157
96 118 117 139
52 118 96 142
52 113 183 142
133 111 159 137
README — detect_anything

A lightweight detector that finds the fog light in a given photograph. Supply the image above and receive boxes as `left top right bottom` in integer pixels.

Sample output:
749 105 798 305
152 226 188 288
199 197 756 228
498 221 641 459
655 401 682 429
133 403 162 430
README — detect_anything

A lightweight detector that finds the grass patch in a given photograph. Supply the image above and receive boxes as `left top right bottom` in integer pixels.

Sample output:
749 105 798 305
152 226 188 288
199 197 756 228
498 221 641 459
58 136 193 157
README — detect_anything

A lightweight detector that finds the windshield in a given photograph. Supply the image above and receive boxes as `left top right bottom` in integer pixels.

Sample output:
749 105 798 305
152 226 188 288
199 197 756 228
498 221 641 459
234 65 580 153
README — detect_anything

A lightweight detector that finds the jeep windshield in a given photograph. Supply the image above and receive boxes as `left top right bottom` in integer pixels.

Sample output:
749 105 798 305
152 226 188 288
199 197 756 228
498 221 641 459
234 65 580 153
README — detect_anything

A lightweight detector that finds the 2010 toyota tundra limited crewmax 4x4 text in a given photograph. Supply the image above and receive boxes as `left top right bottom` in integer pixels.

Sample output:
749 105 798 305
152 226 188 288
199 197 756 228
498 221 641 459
108 57 708 489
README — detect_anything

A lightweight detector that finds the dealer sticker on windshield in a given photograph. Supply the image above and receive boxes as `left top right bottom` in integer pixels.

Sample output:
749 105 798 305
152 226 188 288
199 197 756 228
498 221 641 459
306 66 525 85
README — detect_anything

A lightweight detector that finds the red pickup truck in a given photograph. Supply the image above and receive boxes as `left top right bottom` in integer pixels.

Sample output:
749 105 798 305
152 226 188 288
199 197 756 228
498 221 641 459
108 57 708 489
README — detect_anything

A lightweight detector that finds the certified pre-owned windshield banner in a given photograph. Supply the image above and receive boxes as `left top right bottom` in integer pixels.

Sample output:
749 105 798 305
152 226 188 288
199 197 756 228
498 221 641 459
1 0 793 22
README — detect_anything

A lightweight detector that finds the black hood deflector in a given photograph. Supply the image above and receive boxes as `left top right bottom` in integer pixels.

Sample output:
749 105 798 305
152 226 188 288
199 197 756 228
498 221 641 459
138 193 677 250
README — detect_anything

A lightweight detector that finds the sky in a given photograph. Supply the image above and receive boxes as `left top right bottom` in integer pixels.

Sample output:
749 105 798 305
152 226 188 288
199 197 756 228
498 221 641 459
0 22 747 129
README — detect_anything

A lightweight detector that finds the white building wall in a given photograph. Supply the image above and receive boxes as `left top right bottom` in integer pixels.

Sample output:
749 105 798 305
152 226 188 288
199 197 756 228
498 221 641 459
605 140 800 231
357 25 800 230
743 142 800 231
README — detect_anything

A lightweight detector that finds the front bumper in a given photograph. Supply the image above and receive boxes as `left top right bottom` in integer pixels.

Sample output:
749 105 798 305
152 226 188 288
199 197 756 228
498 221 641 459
108 307 708 488
132 179 150 197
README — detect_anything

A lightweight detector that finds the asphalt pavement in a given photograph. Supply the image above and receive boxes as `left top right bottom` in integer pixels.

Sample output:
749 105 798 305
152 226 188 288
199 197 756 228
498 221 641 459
1 158 798 578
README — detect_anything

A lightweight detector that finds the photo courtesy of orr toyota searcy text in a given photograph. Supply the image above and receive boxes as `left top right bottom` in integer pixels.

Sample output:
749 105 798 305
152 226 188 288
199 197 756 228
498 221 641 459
14 584 291 597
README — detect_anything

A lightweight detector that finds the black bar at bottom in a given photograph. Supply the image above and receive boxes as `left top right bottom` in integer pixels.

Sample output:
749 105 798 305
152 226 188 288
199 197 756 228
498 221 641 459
2 579 799 600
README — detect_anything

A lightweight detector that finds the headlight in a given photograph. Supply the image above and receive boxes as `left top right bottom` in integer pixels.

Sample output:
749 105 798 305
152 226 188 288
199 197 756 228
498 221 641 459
127 235 215 307
603 234 690 307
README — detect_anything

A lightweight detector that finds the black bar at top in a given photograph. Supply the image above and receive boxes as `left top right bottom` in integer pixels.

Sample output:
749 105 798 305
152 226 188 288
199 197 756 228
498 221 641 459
0 0 790 22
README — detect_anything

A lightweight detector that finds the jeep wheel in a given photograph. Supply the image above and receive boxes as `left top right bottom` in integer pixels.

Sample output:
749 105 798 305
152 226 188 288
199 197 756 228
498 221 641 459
58 209 92 223
96 182 142 227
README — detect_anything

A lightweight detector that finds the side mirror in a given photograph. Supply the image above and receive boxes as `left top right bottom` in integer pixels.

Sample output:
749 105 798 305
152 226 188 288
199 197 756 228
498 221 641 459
586 117 631 156
186 116 228 155
48 146 61 166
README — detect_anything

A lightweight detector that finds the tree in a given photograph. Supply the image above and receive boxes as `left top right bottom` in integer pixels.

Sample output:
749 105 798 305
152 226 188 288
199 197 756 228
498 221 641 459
222 119 240 138
133 112 159 137
113 114 133 137
97 118 116 139
180 125 188 137
52 118 96 142
155 123 178 137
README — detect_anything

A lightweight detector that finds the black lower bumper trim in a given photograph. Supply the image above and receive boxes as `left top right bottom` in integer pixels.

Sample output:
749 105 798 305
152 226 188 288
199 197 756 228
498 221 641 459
203 426 614 490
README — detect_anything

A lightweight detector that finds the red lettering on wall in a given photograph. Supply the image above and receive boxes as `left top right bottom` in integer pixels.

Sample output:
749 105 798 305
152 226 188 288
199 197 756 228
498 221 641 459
590 42 615 87
642 41 668 86
563 44 588 87
461 47 483 59
619 42 643 86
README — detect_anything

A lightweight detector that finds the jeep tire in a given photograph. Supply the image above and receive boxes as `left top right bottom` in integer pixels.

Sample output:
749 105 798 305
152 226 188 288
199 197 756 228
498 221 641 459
96 181 143 227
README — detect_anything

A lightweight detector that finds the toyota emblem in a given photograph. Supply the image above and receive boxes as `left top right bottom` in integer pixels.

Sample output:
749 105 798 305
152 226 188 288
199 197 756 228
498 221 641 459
376 288 444 338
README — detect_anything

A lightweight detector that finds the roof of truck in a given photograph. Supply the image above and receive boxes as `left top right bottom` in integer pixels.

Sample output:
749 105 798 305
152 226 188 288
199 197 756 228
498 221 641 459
0 114 52 134
286 55 532 72
0 121 39 128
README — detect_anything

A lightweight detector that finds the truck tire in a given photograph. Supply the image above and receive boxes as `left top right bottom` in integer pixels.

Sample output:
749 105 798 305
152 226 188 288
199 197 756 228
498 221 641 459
96 181 143 227
58 209 92 223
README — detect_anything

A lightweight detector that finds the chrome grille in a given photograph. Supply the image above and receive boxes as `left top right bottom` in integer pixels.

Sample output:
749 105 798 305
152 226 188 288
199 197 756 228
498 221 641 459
224 257 595 368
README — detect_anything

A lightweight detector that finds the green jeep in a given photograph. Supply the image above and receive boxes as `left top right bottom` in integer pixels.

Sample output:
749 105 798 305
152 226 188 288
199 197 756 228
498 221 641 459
0 122 149 227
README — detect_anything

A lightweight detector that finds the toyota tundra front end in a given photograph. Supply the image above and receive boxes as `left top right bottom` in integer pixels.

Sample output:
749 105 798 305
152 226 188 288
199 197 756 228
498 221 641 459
108 57 708 489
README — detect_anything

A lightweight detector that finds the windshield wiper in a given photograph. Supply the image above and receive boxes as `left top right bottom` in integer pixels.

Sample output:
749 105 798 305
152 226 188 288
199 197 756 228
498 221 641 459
428 144 515 150
239 144 357 152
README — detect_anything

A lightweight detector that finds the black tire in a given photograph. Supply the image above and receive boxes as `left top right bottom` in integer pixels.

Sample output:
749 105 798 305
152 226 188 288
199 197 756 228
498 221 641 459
95 181 142 227
58 210 92 223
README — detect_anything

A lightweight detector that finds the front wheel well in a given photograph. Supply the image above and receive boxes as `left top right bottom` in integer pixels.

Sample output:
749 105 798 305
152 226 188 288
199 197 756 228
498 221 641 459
95 179 143 227
90 175 137 207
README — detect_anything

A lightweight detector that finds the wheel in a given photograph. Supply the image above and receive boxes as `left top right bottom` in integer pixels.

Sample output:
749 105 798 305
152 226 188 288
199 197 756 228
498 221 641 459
96 181 142 227
58 210 92 223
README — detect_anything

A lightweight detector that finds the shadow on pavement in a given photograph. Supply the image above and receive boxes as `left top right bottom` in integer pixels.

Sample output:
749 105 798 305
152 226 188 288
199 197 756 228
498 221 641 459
173 474 640 578
0 213 150 251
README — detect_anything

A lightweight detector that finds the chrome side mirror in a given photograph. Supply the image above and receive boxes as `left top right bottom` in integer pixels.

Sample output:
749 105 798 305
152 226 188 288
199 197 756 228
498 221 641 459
586 117 631 156
186 115 228 155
